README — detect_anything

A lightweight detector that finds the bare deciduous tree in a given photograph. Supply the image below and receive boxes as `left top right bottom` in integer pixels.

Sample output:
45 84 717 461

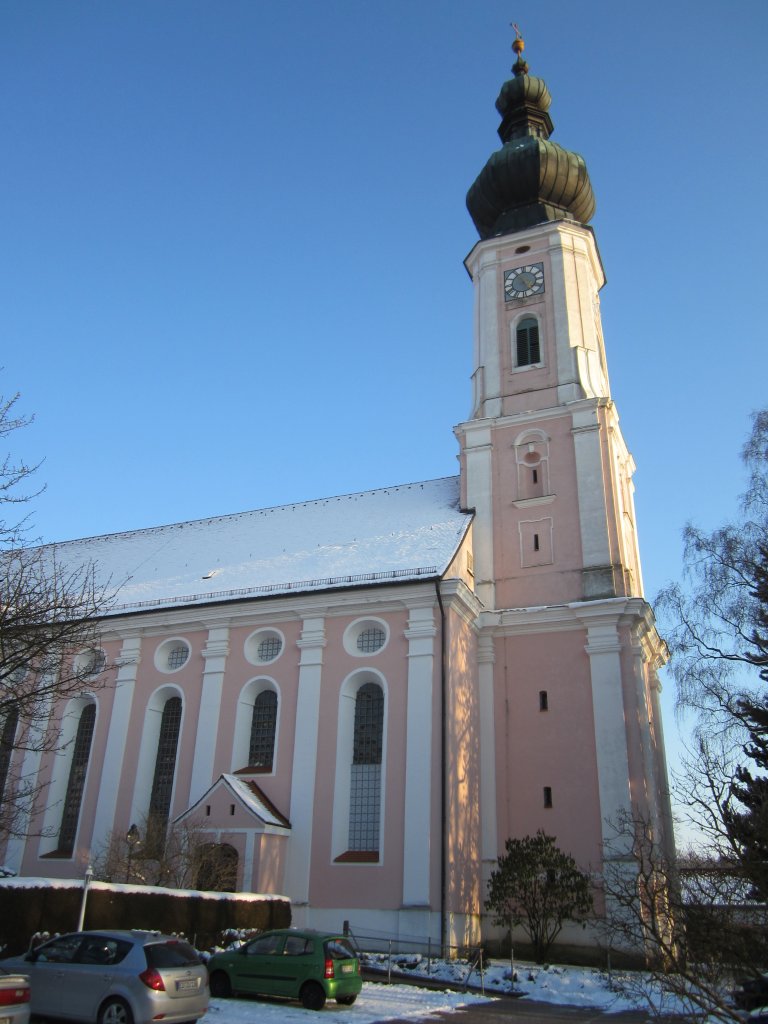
94 818 238 892
0 389 114 844
601 412 768 1021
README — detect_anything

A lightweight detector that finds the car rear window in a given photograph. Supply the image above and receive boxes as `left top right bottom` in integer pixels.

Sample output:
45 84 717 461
324 938 357 960
145 941 201 968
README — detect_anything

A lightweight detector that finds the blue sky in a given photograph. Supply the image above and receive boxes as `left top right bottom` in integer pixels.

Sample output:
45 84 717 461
1 2 766 781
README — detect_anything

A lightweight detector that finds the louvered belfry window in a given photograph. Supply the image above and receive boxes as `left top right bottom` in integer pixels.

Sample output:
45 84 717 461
516 316 540 366
58 704 96 854
349 682 384 852
248 690 277 770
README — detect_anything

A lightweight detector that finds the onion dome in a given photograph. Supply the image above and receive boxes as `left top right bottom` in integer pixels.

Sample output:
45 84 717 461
466 30 595 239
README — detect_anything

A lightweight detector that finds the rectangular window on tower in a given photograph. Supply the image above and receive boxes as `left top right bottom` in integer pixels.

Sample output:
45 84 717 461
519 519 554 567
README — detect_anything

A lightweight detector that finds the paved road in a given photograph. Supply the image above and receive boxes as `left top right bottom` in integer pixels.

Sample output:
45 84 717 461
374 994 655 1024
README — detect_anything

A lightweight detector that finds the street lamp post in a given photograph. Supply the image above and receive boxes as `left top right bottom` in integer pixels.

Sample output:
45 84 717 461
126 824 140 883
76 864 93 931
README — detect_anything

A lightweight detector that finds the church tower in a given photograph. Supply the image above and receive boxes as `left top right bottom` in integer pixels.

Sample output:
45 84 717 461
456 32 674 949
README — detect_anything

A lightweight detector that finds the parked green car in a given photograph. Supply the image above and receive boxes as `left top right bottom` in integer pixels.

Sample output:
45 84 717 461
207 928 362 1011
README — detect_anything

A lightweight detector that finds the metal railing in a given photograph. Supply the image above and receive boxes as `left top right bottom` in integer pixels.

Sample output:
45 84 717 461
343 923 485 995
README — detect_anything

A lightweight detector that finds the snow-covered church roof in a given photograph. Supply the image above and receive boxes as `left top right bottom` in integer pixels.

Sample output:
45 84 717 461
49 476 472 615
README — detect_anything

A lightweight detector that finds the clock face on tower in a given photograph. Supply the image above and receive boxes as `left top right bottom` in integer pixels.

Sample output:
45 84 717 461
504 262 545 300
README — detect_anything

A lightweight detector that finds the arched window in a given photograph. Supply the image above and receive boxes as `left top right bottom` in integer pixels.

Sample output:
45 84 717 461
146 696 182 853
0 708 19 808
516 316 540 367
57 703 96 854
248 690 277 771
349 682 384 853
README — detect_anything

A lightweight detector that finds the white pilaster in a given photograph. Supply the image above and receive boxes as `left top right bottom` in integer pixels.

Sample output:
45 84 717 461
473 245 502 419
91 636 142 852
477 631 497 881
242 829 256 891
459 423 495 610
630 637 660 833
583 619 633 850
283 616 326 907
189 626 230 804
402 604 436 908
572 406 611 572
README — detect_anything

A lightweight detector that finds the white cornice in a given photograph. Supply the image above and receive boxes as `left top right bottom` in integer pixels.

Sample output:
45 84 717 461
456 397 612 439
478 596 660 638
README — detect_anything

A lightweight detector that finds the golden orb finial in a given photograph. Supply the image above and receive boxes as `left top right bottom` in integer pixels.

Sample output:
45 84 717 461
510 22 529 75
511 23 524 53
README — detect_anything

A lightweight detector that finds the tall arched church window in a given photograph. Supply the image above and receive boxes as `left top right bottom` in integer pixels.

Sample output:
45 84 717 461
516 316 540 367
147 696 182 853
349 682 384 853
0 708 19 808
248 690 277 771
57 703 96 854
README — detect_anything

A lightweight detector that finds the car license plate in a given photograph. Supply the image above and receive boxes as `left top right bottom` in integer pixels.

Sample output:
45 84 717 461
341 964 354 974
176 978 198 992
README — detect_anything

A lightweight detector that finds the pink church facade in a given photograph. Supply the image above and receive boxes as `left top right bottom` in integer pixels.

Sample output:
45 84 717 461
0 44 672 957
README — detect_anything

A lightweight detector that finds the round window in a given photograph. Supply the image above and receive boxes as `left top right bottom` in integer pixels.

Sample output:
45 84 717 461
245 629 285 666
75 648 106 679
155 638 191 673
344 618 389 657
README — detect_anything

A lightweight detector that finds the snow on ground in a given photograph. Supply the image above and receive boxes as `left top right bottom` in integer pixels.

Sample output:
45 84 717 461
203 983 492 1023
199 959 657 1023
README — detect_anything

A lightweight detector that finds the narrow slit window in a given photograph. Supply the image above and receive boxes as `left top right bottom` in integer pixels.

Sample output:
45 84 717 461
543 786 553 808
533 533 540 551
539 690 548 711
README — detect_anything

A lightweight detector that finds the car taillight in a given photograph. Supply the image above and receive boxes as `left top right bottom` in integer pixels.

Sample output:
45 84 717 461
139 967 166 991
324 958 335 979
0 985 31 1005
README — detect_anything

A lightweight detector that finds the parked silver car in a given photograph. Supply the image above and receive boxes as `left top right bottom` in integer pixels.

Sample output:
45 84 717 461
0 930 208 1024
0 966 31 1024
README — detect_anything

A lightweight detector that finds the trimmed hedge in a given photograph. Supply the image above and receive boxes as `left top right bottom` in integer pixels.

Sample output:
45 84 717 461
0 879 290 956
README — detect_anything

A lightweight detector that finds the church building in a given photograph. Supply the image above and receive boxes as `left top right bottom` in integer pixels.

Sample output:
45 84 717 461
1 37 673 956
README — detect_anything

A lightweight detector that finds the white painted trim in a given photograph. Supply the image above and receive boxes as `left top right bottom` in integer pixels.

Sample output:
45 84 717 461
189 626 230 804
330 669 388 864
130 682 185 827
402 604 435 906
231 676 281 774
37 696 98 856
282 617 325 903
91 635 141 854
583 620 633 850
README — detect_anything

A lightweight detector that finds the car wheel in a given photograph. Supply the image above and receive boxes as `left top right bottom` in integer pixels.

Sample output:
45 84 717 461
300 981 327 1010
209 970 233 998
97 997 134 1024
336 993 358 1005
